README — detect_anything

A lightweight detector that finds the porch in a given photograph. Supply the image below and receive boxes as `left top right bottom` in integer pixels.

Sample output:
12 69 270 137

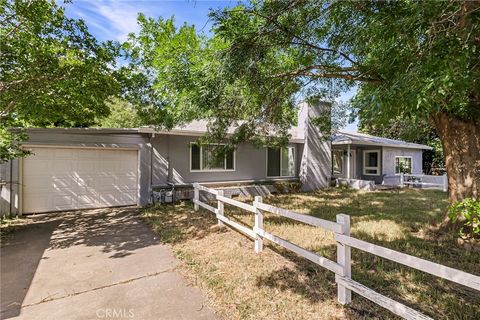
332 145 383 184
331 131 433 190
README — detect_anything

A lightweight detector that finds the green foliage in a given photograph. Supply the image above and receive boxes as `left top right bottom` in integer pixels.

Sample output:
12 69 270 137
205 0 479 142
122 13 299 148
0 128 29 162
96 98 143 128
0 0 121 161
448 198 480 238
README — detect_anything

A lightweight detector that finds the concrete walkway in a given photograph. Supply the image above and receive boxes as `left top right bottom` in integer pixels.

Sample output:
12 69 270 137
1 207 216 320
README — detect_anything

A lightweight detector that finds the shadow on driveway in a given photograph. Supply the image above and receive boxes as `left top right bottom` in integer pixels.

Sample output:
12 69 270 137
1 217 60 319
1 207 215 320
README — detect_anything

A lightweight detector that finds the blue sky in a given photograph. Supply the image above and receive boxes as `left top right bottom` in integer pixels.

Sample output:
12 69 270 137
63 0 237 42
62 0 358 131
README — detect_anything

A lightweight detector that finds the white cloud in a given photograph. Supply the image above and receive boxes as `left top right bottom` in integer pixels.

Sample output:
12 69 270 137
96 2 141 41
67 0 153 42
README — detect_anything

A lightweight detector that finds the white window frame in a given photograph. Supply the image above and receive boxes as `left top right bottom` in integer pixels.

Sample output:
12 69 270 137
363 150 381 176
394 156 413 175
265 146 296 178
190 142 236 172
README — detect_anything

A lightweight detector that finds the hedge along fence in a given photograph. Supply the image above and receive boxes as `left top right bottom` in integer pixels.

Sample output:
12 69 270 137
192 183 480 320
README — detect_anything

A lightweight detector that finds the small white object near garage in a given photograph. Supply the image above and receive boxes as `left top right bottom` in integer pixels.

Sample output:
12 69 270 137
22 146 139 213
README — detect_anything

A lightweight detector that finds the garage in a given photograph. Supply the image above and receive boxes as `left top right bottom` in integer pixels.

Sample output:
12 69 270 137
22 147 139 213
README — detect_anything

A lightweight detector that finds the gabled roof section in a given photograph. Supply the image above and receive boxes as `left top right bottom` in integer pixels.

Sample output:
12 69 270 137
332 131 432 150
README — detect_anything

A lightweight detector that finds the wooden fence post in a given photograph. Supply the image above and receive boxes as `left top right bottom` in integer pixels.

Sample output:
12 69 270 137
400 173 404 188
336 214 351 305
217 189 225 226
442 174 448 192
193 183 199 211
254 196 263 253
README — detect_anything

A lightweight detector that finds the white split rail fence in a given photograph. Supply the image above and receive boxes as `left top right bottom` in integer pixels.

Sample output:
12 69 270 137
192 183 480 320
383 173 448 192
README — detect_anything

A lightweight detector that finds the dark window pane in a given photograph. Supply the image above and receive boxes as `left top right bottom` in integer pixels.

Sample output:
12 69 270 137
267 148 280 176
226 150 234 170
281 147 295 176
333 150 343 174
191 144 200 170
395 157 412 174
367 152 378 167
202 144 224 170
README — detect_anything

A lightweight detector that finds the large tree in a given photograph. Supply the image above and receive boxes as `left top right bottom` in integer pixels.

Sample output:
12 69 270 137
123 14 299 150
0 0 121 161
202 0 478 204
125 1 479 205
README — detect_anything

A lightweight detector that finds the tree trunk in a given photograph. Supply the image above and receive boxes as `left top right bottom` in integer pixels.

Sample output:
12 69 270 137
432 112 480 204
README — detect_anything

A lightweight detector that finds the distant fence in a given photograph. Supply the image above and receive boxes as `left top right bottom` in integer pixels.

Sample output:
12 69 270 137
383 173 448 192
193 183 479 320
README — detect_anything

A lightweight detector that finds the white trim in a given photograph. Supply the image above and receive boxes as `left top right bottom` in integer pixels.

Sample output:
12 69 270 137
332 141 431 150
136 149 141 206
22 144 140 151
19 157 24 216
189 142 236 172
363 150 381 176
266 146 296 178
394 156 413 175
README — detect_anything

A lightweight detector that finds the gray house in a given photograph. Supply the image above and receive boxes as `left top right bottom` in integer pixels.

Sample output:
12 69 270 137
331 131 431 185
1 101 432 215
0 103 330 215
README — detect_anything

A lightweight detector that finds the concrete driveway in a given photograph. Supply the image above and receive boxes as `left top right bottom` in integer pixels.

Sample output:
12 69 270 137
1 207 216 320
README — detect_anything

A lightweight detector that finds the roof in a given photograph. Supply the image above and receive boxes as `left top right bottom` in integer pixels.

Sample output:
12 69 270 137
20 127 141 134
138 120 306 143
332 131 432 150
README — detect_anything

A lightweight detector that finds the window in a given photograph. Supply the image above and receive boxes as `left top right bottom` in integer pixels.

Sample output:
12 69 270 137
190 143 235 171
363 150 380 175
395 156 412 174
267 147 295 177
332 150 343 175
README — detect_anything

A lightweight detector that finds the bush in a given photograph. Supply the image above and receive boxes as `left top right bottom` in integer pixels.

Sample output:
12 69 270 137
273 181 302 194
448 198 480 239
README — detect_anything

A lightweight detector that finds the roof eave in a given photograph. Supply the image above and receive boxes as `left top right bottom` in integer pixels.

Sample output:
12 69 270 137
332 140 432 150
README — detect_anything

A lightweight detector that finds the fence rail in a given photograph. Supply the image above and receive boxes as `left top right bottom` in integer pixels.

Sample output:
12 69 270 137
192 183 479 320
383 173 448 192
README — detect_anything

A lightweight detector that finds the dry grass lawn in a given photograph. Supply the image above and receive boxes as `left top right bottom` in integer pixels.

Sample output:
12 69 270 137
142 188 480 320
0 215 34 242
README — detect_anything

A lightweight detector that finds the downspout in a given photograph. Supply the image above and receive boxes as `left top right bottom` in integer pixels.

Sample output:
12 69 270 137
149 133 155 203
166 135 171 184
9 160 13 217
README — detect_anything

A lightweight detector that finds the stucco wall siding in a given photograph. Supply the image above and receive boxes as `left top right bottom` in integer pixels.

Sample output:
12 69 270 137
382 147 423 176
299 102 332 191
150 134 303 186
0 159 19 216
331 145 423 184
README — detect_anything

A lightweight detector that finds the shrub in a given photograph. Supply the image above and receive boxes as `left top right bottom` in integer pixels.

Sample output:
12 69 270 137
448 198 480 239
273 181 302 194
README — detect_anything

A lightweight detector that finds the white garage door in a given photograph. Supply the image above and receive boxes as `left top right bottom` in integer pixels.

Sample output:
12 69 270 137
23 147 138 213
